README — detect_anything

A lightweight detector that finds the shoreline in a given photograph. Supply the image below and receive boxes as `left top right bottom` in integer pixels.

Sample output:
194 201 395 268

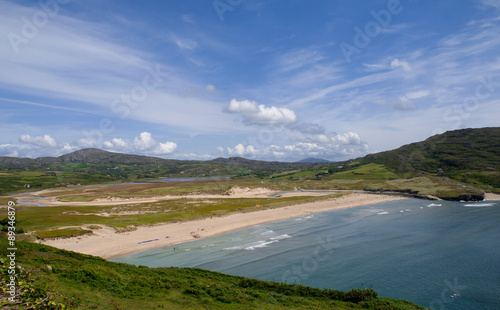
41 193 406 259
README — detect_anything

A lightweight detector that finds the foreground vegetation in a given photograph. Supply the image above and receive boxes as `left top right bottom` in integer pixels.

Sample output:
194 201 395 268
0 238 426 309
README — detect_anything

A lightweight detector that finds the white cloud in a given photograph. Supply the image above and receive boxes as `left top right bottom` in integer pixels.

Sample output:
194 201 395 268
103 132 177 155
61 143 77 153
227 144 258 156
75 138 97 148
479 0 500 9
1 140 76 158
0 144 21 157
182 14 195 23
394 97 418 111
406 90 430 99
133 132 157 150
103 138 128 150
390 58 412 71
227 99 258 113
226 99 297 125
154 141 177 154
297 132 363 145
206 84 216 92
362 63 386 71
19 134 57 148
222 130 369 161
170 34 198 50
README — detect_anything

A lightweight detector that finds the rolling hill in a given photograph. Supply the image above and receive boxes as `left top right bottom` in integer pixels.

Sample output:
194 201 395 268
360 127 500 193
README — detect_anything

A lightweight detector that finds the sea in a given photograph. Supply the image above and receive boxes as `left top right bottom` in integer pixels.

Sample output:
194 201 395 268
113 198 500 309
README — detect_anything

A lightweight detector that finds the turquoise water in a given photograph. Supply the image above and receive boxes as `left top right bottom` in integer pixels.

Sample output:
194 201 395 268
113 199 500 309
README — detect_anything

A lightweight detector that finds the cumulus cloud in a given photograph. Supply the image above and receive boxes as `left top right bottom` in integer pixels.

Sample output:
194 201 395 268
154 141 177 154
0 144 23 157
133 132 157 150
296 131 362 145
227 144 258 156
104 132 177 155
227 99 259 114
226 99 297 125
3 135 78 158
19 134 57 148
391 58 412 71
222 131 369 161
104 138 128 150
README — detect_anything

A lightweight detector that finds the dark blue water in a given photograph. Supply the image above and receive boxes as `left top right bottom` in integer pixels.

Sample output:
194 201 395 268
113 199 500 309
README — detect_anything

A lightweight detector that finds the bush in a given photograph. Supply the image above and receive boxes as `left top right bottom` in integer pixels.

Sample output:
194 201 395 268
344 288 378 303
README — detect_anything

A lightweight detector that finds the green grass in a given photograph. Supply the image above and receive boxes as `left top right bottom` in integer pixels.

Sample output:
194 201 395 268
327 163 399 180
0 197 15 206
0 238 426 309
386 176 484 198
35 228 93 240
0 170 120 195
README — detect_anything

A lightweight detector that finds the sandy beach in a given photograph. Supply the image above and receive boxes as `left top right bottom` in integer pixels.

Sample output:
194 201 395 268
41 192 405 259
485 193 500 200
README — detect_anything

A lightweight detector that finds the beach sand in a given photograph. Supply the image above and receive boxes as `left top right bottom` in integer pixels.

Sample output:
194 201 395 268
485 193 500 200
41 192 405 259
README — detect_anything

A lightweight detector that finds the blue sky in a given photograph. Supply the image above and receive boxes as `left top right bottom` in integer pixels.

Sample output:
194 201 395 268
1 0 499 162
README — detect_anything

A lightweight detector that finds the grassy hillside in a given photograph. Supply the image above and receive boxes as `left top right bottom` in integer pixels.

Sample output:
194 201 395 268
269 128 499 199
362 128 499 174
0 238 426 309
360 127 500 195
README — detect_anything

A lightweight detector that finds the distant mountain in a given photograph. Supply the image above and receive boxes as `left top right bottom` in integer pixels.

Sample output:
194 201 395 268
0 150 315 170
298 158 330 163
57 148 175 165
0 148 192 167
208 157 314 170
